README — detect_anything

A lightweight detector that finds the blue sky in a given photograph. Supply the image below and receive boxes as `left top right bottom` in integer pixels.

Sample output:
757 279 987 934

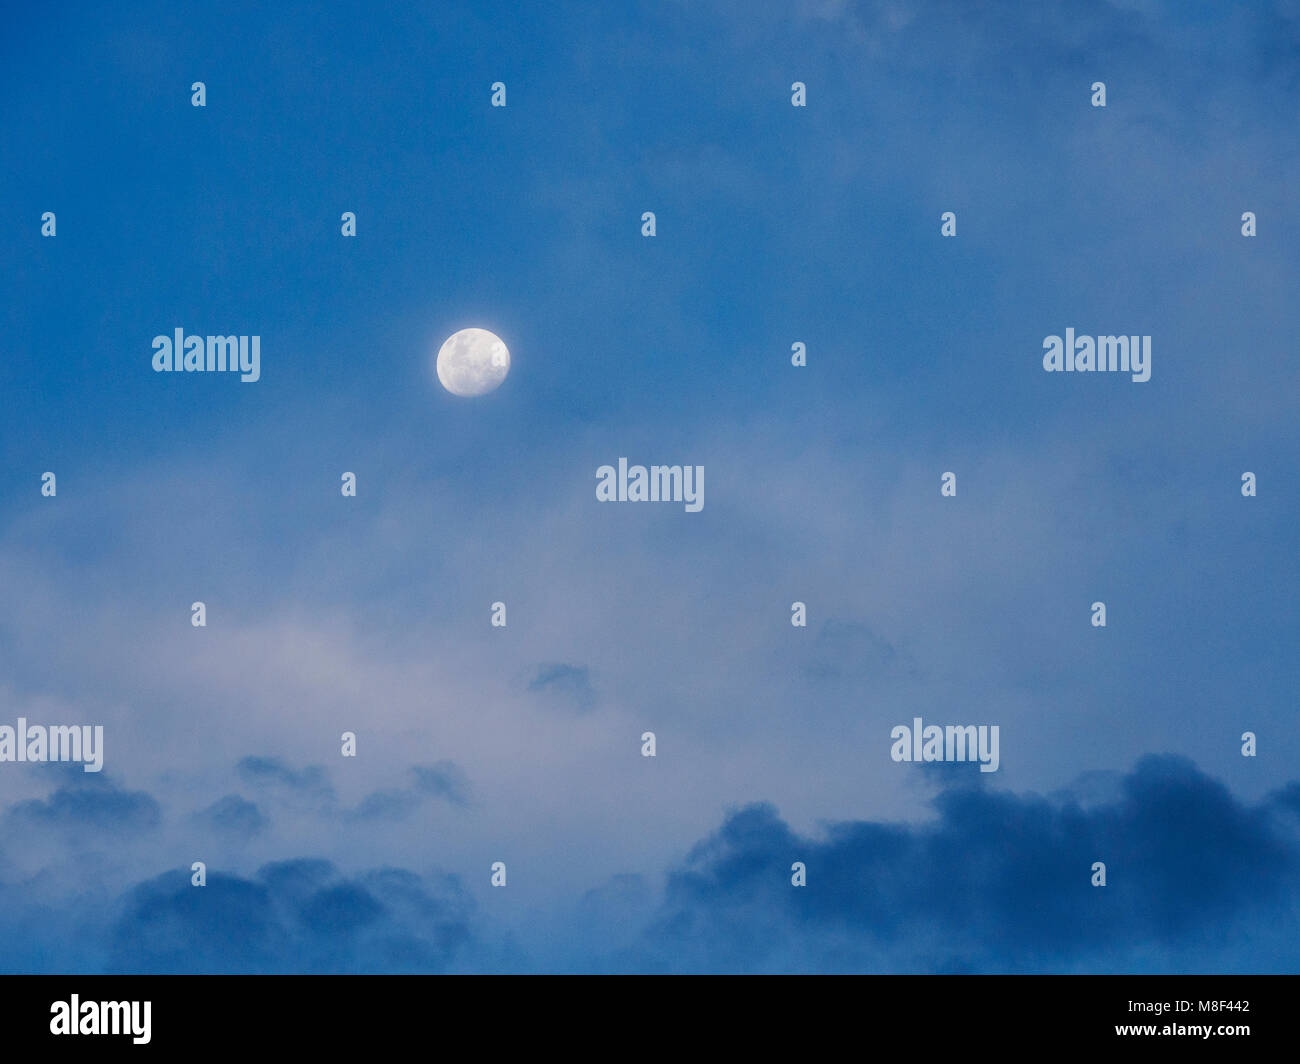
1 0 1298 972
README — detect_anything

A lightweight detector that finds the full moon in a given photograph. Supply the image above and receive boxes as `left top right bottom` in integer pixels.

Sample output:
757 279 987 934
435 328 510 397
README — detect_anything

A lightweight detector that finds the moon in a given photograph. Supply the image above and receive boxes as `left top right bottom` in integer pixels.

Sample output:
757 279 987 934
435 328 510 397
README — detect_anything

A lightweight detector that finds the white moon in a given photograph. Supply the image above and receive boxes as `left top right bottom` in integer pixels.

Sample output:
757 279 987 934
435 328 510 397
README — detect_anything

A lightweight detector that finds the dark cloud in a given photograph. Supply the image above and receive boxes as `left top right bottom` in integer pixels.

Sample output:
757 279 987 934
235 756 470 822
235 757 336 806
3 770 161 836
299 883 384 934
801 619 920 682
346 788 421 822
257 858 334 899
1271 782 1300 819
411 762 471 808
347 763 472 821
640 756 1300 973
6 755 1298 973
194 794 267 842
106 859 473 974
526 663 596 713
107 872 283 974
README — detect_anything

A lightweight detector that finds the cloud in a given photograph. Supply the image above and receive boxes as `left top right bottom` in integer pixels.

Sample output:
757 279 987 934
346 789 421 822
3 770 161 837
298 882 384 934
347 764 472 822
637 756 1300 973
526 663 597 714
223 755 474 824
801 619 920 682
193 794 268 842
411 762 471 808
106 859 474 974
236 757 336 807
2 752 1297 973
